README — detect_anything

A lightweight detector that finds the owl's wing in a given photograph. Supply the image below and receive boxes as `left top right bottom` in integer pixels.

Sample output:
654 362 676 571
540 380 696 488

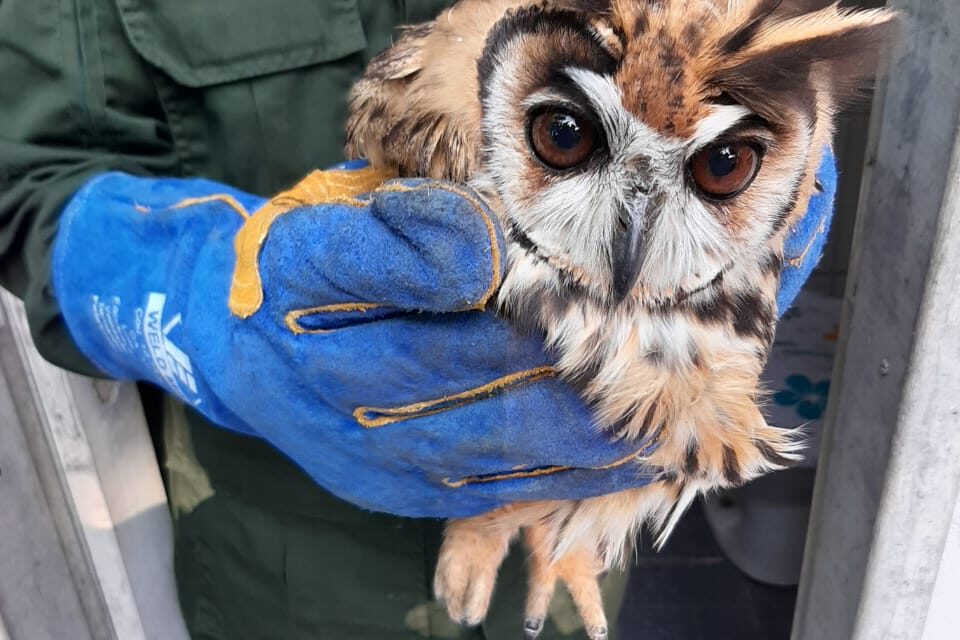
345 0 527 182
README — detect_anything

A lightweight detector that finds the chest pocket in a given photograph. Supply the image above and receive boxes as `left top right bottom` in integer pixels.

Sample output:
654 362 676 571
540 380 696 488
115 0 367 86
115 0 370 192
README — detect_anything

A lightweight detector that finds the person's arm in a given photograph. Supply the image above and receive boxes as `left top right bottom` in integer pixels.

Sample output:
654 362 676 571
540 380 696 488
0 2 650 518
0 0 837 520
0 2 179 375
46 146 838 520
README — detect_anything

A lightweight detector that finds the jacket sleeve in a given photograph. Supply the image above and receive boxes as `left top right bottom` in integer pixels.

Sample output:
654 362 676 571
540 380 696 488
0 1 180 376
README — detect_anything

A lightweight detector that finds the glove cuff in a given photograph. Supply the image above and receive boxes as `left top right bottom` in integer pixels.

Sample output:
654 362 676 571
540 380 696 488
53 173 146 381
51 172 250 404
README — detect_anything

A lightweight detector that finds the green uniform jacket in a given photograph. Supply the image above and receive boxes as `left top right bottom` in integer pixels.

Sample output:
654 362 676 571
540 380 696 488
0 2 627 638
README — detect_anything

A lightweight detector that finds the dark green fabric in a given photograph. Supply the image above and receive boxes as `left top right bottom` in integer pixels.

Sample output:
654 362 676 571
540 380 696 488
170 399 628 640
0 1 629 637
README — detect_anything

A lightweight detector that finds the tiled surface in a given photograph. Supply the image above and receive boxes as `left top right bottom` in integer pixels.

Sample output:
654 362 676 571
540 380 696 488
617 501 797 640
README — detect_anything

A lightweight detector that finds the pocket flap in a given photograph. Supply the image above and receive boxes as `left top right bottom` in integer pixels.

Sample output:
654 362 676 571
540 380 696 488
115 0 367 86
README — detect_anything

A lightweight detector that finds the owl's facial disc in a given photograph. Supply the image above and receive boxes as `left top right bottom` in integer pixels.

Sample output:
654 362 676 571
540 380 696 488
472 9 774 306
498 68 774 305
476 1 892 307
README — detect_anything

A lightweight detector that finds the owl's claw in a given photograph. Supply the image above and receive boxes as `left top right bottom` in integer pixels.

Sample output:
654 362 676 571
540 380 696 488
434 555 495 625
587 625 609 640
523 567 557 625
523 525 608 640
523 617 545 639
434 521 513 626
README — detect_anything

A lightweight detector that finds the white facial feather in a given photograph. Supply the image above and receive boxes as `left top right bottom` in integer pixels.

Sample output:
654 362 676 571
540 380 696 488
687 104 754 151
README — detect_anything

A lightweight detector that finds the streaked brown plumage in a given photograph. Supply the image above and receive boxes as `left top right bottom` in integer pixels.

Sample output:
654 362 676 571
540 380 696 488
346 1 898 637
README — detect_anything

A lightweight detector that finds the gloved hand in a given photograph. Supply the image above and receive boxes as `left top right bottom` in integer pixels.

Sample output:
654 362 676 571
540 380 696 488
52 166 660 518
778 147 838 313
52 154 834 519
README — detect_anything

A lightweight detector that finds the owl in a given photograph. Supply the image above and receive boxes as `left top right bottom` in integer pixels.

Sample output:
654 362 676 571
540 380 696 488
345 1 898 638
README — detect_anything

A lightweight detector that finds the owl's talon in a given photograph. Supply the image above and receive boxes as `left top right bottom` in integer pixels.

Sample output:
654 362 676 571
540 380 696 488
523 617 545 639
522 525 608 640
587 625 608 640
555 548 607 640
434 518 514 627
434 556 494 626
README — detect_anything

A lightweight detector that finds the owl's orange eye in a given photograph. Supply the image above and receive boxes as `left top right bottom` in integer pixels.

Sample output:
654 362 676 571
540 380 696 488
689 143 761 200
529 109 598 170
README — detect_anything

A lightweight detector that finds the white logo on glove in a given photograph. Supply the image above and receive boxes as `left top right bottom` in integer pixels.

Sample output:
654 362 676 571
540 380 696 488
144 293 200 404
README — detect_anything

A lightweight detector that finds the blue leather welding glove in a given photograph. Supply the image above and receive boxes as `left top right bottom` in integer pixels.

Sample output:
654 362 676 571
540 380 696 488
778 147 837 312
52 153 834 520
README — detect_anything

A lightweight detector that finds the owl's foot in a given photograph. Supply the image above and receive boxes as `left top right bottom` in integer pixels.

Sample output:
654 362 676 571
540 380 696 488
522 526 608 640
434 517 515 626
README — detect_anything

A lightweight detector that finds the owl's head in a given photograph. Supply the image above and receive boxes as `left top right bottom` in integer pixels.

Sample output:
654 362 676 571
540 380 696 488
346 0 898 309
474 0 898 307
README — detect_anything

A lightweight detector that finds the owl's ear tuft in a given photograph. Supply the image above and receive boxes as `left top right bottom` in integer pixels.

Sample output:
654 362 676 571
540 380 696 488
719 0 784 56
772 0 836 15
709 4 901 121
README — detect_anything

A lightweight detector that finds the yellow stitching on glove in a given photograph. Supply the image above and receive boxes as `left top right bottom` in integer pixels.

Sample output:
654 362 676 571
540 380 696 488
228 170 503 324
786 219 828 268
441 447 648 488
229 167 397 318
285 302 384 335
172 195 252 219
368 183 503 311
353 366 556 429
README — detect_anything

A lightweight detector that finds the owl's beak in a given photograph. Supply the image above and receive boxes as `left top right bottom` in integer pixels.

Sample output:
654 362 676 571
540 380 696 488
611 192 650 303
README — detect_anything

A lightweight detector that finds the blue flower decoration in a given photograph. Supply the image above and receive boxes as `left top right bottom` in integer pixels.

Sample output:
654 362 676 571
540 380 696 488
773 375 830 420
